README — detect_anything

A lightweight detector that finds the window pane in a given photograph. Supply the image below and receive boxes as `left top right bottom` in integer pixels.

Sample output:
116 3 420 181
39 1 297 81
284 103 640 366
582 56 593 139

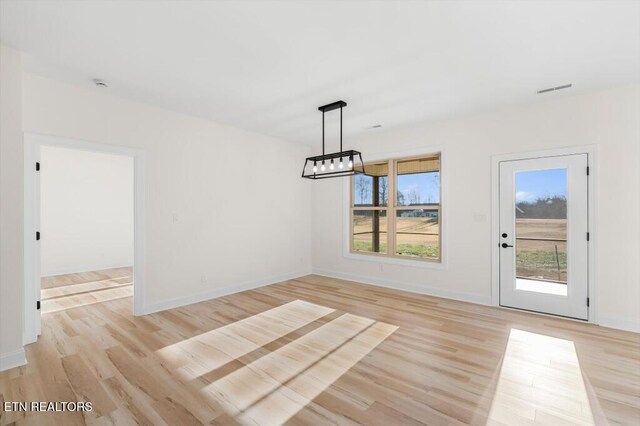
396 157 440 206
395 209 439 259
353 162 388 207
352 210 387 254
515 168 567 292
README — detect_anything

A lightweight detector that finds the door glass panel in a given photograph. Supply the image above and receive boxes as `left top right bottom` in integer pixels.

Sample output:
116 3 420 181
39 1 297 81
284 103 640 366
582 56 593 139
514 168 568 296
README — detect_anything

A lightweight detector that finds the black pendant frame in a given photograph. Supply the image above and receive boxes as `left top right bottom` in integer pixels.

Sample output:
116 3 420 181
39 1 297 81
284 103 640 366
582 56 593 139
301 100 366 180
301 149 365 179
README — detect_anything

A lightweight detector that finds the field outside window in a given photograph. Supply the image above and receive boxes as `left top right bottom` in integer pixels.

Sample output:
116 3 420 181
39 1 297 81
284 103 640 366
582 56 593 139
350 154 441 262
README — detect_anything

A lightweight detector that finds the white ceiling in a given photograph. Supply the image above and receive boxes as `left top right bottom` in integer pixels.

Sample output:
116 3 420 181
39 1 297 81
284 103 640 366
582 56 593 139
1 1 639 146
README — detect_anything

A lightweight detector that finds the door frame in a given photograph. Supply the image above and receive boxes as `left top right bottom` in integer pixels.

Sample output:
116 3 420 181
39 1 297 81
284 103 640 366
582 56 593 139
23 133 147 345
490 145 598 324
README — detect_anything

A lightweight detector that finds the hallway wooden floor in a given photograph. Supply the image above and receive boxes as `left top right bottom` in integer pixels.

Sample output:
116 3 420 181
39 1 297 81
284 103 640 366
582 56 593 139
40 267 133 314
1 273 638 425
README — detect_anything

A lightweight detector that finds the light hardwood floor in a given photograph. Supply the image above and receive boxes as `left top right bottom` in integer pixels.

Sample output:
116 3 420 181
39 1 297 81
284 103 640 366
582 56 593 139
1 272 639 425
40 267 133 314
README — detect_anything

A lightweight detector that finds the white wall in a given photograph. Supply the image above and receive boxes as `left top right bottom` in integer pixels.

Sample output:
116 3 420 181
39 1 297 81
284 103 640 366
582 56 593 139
2 44 637 371
22 72 312 313
40 146 134 276
312 85 640 332
0 45 26 369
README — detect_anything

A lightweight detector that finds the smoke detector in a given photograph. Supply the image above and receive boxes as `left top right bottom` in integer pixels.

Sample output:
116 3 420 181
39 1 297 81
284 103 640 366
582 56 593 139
536 83 572 94
93 78 109 88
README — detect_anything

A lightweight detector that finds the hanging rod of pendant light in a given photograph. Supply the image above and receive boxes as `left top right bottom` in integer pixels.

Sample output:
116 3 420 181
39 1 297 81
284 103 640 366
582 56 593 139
301 100 365 179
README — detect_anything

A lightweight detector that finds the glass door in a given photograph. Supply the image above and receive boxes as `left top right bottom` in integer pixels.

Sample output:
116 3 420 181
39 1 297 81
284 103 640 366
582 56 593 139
499 154 589 319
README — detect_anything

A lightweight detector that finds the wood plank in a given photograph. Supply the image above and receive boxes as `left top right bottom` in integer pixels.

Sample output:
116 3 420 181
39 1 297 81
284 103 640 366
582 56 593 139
0 270 637 425
105 346 165 402
60 353 117 418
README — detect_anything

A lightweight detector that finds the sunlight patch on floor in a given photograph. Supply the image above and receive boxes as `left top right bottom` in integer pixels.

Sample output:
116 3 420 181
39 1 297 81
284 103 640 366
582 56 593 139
156 300 335 379
487 328 595 425
41 278 132 299
41 285 133 313
203 313 397 425
156 299 397 425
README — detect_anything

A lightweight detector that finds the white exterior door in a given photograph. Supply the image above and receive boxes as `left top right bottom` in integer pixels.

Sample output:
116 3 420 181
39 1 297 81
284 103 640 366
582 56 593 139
499 154 589 320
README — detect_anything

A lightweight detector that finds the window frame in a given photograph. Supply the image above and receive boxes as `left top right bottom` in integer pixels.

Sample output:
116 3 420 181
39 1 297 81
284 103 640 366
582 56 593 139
348 152 443 265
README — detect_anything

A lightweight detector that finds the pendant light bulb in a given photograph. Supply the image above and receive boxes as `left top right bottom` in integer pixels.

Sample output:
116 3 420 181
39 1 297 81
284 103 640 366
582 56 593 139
329 159 335 170
312 161 317 173
320 161 326 172
348 156 353 168
339 158 344 169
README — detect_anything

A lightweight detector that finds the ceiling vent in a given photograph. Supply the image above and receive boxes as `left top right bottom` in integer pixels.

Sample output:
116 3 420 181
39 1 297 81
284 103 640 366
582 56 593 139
93 78 109 88
536 83 572 94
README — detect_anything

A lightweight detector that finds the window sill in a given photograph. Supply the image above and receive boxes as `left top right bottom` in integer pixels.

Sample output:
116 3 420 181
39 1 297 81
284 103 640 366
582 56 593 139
343 251 447 270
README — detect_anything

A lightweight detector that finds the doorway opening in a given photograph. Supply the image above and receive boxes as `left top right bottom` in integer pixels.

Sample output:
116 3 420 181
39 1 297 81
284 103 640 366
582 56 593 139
39 146 134 316
24 133 146 344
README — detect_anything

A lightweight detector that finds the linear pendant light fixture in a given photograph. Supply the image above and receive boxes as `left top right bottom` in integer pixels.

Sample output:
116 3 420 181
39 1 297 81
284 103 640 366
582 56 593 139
301 100 365 179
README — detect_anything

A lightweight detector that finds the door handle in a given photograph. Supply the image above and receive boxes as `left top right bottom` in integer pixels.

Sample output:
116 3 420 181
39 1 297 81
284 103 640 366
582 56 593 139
501 243 513 248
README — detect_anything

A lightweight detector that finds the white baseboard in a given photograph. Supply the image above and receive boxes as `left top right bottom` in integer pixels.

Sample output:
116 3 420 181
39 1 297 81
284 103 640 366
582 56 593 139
598 316 640 333
142 269 312 315
313 268 639 334
42 263 134 278
135 263 639 334
0 348 27 372
311 268 493 306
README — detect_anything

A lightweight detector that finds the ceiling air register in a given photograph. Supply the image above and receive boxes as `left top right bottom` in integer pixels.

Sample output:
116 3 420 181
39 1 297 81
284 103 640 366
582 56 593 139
301 100 365 179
